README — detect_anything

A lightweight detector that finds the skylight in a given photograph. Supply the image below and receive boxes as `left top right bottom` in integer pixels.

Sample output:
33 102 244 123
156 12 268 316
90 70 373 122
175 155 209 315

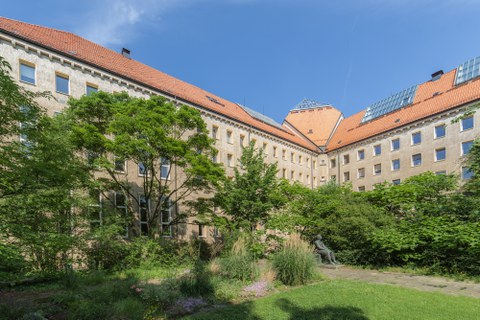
361 85 418 123
237 103 285 131
292 98 330 111
455 56 480 85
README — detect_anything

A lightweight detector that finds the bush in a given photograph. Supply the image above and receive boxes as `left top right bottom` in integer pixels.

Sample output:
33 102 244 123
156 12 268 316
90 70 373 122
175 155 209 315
219 237 258 282
0 242 27 275
179 260 214 297
272 234 316 286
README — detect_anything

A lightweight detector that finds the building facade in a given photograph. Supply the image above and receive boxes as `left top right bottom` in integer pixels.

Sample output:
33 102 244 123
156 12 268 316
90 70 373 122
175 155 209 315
1 17 480 240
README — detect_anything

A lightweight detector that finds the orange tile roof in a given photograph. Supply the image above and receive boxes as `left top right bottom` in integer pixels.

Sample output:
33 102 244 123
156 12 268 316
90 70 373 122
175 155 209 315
0 17 319 152
327 69 480 152
285 106 342 146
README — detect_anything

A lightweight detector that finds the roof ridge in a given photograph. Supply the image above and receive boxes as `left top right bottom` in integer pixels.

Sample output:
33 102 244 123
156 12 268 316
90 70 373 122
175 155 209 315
0 16 75 37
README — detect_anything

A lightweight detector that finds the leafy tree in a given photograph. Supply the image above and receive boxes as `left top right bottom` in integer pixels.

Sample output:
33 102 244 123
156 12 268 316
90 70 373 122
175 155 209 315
66 92 224 237
212 142 283 232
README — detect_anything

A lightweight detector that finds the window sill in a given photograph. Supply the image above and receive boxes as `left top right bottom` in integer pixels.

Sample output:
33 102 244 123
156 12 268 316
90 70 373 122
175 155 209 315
20 79 36 86
56 91 70 96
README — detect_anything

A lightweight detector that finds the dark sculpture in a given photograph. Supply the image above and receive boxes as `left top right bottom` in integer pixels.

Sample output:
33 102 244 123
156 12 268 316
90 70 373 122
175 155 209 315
314 234 338 265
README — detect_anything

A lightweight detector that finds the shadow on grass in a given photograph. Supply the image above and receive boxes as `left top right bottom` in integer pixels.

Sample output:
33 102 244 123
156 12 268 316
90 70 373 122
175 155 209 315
276 298 369 320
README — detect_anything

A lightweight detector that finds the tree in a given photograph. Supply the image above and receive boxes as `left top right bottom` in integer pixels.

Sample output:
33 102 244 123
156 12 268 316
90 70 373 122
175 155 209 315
66 92 224 237
212 142 283 231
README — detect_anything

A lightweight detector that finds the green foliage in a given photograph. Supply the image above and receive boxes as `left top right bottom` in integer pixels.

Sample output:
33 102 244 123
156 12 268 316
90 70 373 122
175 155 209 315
213 142 283 231
0 242 26 275
112 297 146 320
66 92 224 236
219 237 258 282
179 260 215 297
272 234 316 286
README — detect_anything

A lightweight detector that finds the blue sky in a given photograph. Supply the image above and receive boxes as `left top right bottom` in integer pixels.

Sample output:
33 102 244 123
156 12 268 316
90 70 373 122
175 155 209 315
3 0 480 122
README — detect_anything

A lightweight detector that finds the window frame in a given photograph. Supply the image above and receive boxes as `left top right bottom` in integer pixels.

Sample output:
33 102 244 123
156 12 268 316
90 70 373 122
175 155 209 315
412 153 422 167
435 147 446 162
391 159 400 171
411 132 422 145
462 141 474 156
86 82 98 96
373 144 382 156
434 124 446 139
55 71 70 95
391 138 400 151
373 163 382 176
19 60 36 85
357 149 365 161
461 116 474 131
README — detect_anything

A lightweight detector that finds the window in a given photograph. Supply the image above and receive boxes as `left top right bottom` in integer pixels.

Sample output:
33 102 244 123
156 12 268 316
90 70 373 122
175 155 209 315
160 197 172 237
240 134 245 147
392 179 401 185
436 171 447 175
291 152 295 163
198 224 205 237
86 83 98 95
226 130 233 144
343 154 350 164
298 155 302 164
313 160 317 169
313 176 317 186
299 172 303 182
282 169 286 178
358 186 366 192
263 142 268 154
20 61 35 84
435 125 446 138
391 138 400 151
373 164 381 175
357 149 365 161
435 148 446 161
212 153 218 163
461 116 474 131
115 192 128 235
273 146 278 157
412 153 422 166
462 167 473 180
343 171 350 182
411 132 421 145
357 168 365 179
282 149 286 160
138 162 148 175
139 195 149 236
373 145 381 156
160 157 170 179
392 159 400 171
306 175 310 184
462 141 474 155
212 126 218 140
306 157 310 168
227 154 233 167
88 189 102 229
114 156 126 172
290 170 295 180
330 159 336 168
55 72 69 95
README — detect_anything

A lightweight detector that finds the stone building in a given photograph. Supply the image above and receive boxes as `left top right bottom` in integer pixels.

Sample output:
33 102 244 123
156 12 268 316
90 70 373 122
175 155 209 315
1 17 480 239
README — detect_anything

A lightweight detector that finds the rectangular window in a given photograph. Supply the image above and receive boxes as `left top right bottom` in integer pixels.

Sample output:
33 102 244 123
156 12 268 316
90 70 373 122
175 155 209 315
435 148 446 161
114 156 126 172
357 149 365 161
198 224 205 237
462 167 473 180
411 132 422 145
227 154 233 167
160 157 170 179
86 83 98 95
373 144 381 156
306 157 310 168
462 141 474 155
330 159 336 168
357 168 365 179
343 171 350 182
20 61 35 84
313 176 317 186
138 162 147 176
160 197 172 237
291 152 295 163
273 146 278 157
88 189 103 229
343 154 350 164
298 155 302 164
306 174 310 184
313 160 317 169
299 172 303 182
240 134 245 147
282 168 286 178
412 153 422 166
373 164 381 175
212 126 218 140
358 186 366 192
55 72 69 95
435 125 446 139
227 130 233 144
392 179 401 185
212 153 218 163
392 159 400 171
139 195 149 236
263 142 268 154
461 116 474 131
391 138 400 151
282 149 286 160
290 170 295 180
115 192 128 235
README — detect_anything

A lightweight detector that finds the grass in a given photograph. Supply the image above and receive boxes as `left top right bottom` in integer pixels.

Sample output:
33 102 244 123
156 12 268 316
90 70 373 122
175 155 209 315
184 279 480 320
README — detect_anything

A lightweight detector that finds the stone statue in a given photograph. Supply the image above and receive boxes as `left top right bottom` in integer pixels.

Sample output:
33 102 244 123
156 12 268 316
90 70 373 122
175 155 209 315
314 234 338 265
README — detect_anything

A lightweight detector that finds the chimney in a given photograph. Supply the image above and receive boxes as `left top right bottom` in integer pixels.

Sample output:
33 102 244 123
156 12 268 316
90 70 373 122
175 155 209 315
431 70 444 81
121 48 131 59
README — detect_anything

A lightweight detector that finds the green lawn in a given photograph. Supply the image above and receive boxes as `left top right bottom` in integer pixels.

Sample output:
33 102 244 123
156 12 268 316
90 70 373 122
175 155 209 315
184 279 480 320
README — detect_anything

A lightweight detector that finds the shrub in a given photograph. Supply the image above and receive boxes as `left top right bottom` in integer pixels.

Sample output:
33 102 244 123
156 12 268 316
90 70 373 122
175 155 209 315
0 242 27 276
179 260 214 297
219 237 258 282
272 234 316 286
